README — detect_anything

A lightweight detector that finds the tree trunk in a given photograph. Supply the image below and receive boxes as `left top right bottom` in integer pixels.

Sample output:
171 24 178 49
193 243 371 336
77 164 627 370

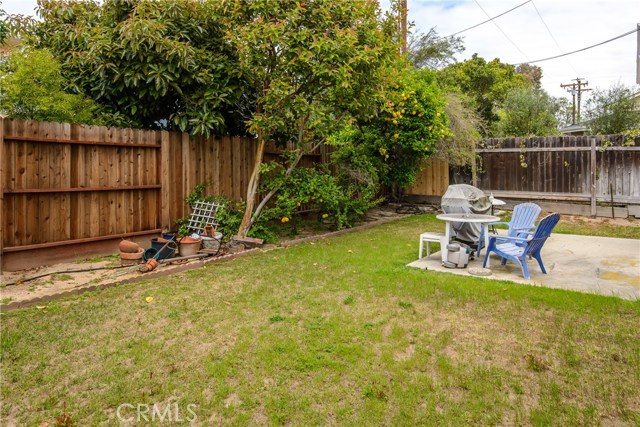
251 148 307 221
238 134 266 238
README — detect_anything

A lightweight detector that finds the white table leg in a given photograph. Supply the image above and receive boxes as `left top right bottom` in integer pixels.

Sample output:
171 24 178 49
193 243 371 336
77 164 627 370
442 223 451 263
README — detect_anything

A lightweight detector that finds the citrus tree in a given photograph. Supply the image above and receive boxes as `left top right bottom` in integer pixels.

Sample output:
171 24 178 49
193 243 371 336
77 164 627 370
331 67 448 199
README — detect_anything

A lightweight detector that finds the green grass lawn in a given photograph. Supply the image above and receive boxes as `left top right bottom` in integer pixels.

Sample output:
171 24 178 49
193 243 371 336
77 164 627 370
1 215 639 426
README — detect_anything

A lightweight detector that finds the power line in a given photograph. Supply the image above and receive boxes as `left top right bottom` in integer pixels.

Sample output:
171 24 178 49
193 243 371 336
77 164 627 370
474 0 529 61
447 0 531 37
529 0 579 76
512 27 640 66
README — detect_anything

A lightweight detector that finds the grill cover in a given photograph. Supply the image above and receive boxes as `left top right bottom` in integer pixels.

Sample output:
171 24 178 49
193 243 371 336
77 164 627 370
440 184 492 243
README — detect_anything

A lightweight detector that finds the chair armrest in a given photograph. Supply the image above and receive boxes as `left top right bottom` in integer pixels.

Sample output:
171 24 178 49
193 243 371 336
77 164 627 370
513 225 536 232
489 234 530 244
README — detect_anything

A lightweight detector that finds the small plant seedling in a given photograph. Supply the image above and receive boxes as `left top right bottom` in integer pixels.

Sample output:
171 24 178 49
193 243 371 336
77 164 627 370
269 315 286 323
343 295 355 305
54 402 75 427
525 353 548 372
399 301 413 309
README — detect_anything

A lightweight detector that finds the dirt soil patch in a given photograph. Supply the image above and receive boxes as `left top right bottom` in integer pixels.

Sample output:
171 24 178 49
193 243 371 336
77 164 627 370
1 207 407 307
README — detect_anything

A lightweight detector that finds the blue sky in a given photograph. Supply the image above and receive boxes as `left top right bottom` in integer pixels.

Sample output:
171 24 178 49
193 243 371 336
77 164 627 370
3 0 639 99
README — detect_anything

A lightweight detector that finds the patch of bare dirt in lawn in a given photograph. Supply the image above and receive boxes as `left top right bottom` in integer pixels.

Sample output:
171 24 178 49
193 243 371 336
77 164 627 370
563 214 638 227
393 343 415 362
0 258 187 306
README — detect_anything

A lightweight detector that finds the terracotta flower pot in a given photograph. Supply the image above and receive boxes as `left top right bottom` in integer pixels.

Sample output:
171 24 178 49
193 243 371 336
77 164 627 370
119 247 144 260
179 236 201 244
119 239 140 253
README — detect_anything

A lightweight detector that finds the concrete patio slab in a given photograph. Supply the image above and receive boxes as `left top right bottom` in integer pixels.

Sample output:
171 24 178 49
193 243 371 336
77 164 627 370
407 234 640 300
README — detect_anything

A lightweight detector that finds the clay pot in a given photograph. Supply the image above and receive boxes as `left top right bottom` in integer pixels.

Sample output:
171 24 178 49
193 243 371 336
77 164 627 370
145 258 159 271
178 237 202 257
179 236 201 244
119 247 144 260
119 239 140 254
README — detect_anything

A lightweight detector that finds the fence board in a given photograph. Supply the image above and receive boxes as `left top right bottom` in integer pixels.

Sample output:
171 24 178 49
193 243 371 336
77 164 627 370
474 135 640 211
1 119 355 255
406 158 449 196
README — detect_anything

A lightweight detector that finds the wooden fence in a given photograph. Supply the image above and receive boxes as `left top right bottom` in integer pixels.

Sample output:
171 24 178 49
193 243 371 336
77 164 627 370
406 158 449 197
0 118 329 267
474 135 640 216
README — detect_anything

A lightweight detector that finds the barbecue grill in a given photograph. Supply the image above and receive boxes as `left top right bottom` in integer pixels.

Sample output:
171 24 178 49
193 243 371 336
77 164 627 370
440 184 492 244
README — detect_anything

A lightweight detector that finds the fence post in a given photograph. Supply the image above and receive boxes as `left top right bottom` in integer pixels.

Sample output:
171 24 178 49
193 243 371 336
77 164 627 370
590 137 597 217
471 144 478 187
160 131 171 231
0 116 4 269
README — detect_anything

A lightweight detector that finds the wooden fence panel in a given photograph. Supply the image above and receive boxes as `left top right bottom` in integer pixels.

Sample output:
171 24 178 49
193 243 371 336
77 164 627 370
0 119 368 258
2 120 162 248
406 158 449 196
475 135 640 208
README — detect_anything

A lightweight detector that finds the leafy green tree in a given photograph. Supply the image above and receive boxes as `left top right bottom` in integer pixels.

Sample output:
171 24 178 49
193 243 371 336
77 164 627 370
0 6 8 45
516 63 543 89
330 68 448 199
552 96 573 129
584 83 640 134
438 54 530 133
219 0 402 237
17 0 245 135
437 91 482 166
0 48 99 123
408 28 464 70
407 29 479 166
494 87 558 137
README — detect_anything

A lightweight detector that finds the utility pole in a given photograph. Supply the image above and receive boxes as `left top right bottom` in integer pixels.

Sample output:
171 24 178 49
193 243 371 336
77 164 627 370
400 0 407 54
636 24 640 85
560 78 592 125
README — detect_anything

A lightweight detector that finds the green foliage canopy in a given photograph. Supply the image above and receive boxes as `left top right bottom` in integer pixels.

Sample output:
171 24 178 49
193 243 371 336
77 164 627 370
584 83 640 135
438 54 530 133
331 68 448 191
0 48 99 124
23 0 245 135
408 28 465 70
494 87 559 137
219 0 401 144
219 0 403 235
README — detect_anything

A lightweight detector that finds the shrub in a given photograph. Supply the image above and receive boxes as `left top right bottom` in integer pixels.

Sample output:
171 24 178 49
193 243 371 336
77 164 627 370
329 67 448 198
179 185 278 243
260 160 380 230
0 49 100 124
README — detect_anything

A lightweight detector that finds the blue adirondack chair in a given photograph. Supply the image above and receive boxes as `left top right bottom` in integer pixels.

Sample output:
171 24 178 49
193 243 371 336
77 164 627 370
482 213 560 279
477 202 542 255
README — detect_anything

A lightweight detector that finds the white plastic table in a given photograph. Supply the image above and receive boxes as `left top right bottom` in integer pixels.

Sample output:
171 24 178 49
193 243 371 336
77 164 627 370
436 213 500 262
